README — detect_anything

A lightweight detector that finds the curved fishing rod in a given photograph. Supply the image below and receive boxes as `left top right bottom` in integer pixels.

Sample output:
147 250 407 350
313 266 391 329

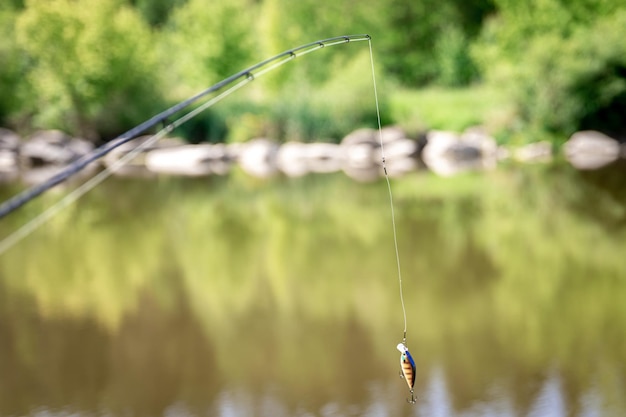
0 35 415 405
0 34 370 220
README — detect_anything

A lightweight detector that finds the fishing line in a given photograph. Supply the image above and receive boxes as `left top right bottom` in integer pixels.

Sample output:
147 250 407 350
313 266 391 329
0 34 370 255
367 39 416 403
367 39 407 343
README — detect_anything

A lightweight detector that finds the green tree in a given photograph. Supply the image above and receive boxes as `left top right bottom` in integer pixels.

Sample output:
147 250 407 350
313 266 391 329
377 0 494 86
474 0 626 139
159 0 258 99
154 0 258 143
257 0 384 89
126 0 188 27
0 8 25 127
1 0 24 10
16 0 165 140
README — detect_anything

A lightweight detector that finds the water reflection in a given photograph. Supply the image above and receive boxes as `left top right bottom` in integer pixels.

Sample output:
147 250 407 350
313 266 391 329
0 165 625 416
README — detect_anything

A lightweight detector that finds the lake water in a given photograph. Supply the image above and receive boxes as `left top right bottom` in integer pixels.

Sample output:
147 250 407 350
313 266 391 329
0 162 625 417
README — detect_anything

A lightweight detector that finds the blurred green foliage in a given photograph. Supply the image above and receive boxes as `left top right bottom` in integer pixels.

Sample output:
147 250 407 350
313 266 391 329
389 85 508 134
0 0 625 142
190 50 393 143
378 0 494 86
0 8 24 128
127 0 188 27
15 0 166 140
473 0 626 140
158 0 257 98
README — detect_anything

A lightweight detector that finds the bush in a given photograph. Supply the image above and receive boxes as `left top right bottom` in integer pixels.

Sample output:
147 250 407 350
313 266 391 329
0 9 24 127
255 0 383 91
376 0 493 86
174 109 229 144
473 0 626 140
126 0 188 27
16 0 166 141
434 26 478 87
158 0 257 99
206 51 392 143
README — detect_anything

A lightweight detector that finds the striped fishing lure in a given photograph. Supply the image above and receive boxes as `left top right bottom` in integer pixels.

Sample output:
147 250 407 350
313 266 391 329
397 343 416 403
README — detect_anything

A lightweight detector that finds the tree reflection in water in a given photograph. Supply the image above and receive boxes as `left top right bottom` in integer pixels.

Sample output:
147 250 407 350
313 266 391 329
0 165 625 416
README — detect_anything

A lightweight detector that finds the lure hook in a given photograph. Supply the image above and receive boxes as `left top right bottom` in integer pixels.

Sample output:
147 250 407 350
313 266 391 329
407 390 417 404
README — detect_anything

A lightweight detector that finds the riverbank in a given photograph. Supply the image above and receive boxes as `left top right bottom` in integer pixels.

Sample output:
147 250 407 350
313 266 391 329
1 124 625 187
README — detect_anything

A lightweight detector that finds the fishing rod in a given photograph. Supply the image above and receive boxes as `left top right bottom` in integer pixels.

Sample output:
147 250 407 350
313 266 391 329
0 34 370 220
0 33 417 403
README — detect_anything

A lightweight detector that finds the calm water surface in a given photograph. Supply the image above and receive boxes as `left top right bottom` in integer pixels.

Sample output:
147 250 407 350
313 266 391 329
0 162 625 417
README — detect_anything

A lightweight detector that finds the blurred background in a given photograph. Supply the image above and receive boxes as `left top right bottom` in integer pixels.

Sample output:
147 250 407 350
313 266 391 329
1 0 625 416
1 0 625 143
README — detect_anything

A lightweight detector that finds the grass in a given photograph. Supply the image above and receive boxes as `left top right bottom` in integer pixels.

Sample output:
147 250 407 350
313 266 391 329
388 84 514 136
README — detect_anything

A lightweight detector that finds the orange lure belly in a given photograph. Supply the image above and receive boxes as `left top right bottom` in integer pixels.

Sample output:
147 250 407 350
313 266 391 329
400 352 416 390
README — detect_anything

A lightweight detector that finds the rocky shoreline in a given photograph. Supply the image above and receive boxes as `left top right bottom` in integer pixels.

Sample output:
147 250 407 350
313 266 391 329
0 127 624 184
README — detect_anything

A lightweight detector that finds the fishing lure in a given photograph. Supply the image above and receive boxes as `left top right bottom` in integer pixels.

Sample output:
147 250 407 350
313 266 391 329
397 342 417 403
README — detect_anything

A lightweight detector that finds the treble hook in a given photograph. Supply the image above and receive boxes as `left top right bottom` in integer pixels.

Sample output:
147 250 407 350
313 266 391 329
398 370 416 403
407 389 417 404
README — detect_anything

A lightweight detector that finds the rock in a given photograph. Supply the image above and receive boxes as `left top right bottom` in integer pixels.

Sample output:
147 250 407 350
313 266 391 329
340 128 379 182
341 128 379 171
564 130 620 170
341 128 379 147
376 138 420 177
0 128 20 177
495 146 511 161
208 144 235 176
103 135 184 177
276 142 343 177
379 137 418 160
0 128 20 150
422 129 497 176
340 126 422 180
277 142 310 177
238 138 279 178
460 127 498 169
20 130 93 167
145 144 233 176
277 142 344 177
422 131 468 176
341 164 380 182
225 143 244 161
343 141 377 170
512 141 553 163
385 157 419 178
379 125 406 144
305 143 343 174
